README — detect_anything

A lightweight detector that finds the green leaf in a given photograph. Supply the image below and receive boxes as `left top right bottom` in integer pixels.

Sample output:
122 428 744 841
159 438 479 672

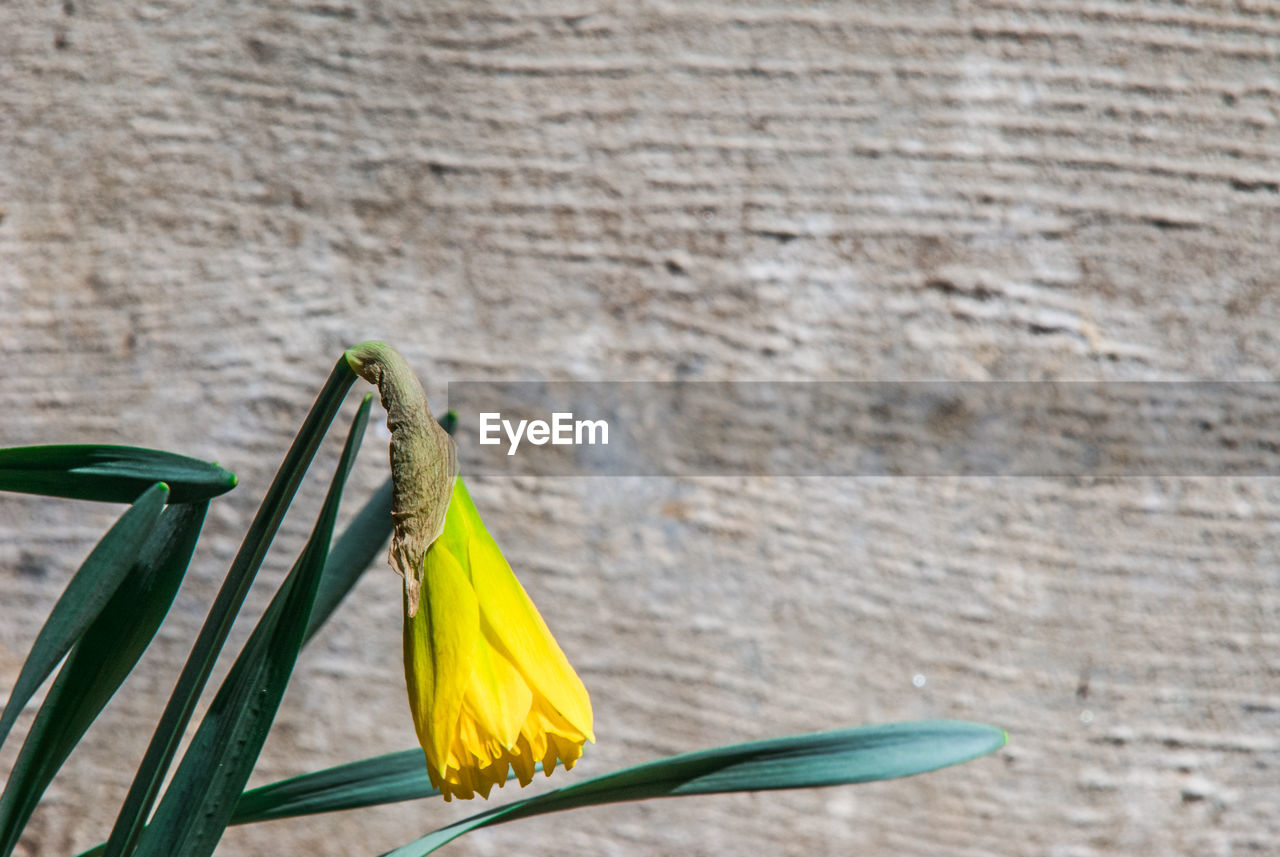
231 752 535 824
0 445 235 504
0 482 169 751
102 357 359 857
233 749 430 824
382 720 1008 857
231 723 1004 833
131 394 372 857
438 410 458 436
303 478 392 645
0 498 206 857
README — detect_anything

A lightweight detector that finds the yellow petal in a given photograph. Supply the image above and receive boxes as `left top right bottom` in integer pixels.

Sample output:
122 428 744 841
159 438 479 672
461 638 533 753
509 733 539 786
523 697 590 771
450 479 595 742
403 540 479 776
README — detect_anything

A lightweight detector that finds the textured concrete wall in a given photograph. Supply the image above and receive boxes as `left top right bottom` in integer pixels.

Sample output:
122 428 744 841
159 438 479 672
2 1 1279 855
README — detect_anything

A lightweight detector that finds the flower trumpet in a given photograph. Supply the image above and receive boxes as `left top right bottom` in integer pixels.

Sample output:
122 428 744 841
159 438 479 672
404 477 594 799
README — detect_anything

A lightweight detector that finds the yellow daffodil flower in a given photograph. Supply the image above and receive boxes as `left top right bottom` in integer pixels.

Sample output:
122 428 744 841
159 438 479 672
403 477 594 800
344 341 593 802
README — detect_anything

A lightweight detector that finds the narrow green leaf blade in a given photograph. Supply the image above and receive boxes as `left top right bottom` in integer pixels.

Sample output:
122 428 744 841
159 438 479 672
132 395 372 857
383 720 1008 857
303 478 392 644
102 357 358 857
0 445 236 504
0 483 168 751
438 410 458 436
230 753 535 824
232 749 430 824
0 499 206 857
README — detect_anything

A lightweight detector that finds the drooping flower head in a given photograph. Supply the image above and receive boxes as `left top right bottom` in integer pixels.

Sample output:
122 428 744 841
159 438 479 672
345 341 594 801
404 477 594 799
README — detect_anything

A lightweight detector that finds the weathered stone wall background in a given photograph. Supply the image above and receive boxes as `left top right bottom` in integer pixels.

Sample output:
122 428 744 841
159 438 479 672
2 1 1278 855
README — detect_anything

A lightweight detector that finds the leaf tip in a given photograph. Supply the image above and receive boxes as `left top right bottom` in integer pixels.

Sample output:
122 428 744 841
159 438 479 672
210 461 238 491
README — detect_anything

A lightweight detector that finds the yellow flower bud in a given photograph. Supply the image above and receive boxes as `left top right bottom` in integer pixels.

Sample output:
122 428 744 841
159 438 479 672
404 478 594 800
345 341 593 801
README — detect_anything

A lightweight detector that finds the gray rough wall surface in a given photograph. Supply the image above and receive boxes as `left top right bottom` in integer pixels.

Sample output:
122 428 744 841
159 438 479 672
1 1 1279 856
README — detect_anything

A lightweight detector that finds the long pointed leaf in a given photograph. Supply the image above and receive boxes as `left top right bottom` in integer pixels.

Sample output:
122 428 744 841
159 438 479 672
0 483 169 750
232 752 537 824
383 720 1008 857
232 722 1006 832
102 357 358 857
131 394 372 857
0 445 235 504
303 478 392 644
0 499 206 857
233 749 431 824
